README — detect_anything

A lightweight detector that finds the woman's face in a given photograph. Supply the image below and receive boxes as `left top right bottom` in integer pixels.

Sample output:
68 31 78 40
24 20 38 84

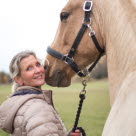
16 55 45 88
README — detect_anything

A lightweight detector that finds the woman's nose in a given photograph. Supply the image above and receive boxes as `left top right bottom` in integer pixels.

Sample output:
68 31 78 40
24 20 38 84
34 67 41 73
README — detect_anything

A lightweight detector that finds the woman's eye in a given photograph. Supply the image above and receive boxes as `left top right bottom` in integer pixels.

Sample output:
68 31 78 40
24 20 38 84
60 12 70 21
26 67 32 71
36 62 41 67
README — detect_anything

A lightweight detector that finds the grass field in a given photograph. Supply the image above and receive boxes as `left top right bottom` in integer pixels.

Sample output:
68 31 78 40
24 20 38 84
0 80 110 136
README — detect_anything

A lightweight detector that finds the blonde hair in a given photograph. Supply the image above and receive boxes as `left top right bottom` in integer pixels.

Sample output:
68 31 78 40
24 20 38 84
9 50 37 93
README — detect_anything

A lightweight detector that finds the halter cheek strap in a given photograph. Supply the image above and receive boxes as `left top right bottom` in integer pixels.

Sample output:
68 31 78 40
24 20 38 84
47 0 104 77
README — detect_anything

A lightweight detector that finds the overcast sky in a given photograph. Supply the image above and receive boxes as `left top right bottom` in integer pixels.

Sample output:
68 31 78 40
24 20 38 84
0 0 67 73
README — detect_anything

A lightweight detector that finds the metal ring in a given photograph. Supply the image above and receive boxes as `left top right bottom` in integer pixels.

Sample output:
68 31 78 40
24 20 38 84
83 74 91 82
82 18 91 25
89 30 95 36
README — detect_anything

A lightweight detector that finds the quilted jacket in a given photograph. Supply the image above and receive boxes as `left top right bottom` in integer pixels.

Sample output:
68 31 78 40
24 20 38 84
0 86 67 136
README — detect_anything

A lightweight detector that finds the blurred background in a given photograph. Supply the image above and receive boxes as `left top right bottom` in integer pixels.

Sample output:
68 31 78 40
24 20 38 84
0 0 67 72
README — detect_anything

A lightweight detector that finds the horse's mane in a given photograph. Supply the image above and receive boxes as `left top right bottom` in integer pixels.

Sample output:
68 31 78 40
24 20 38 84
119 0 136 33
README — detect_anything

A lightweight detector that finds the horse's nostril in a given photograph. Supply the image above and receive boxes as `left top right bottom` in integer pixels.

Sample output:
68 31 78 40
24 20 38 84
53 70 64 80
57 71 61 74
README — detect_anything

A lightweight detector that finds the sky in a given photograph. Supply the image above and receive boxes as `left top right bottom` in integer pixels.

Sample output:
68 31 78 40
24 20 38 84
0 0 67 73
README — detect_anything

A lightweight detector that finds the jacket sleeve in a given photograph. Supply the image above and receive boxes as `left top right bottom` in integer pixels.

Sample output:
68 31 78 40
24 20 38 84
21 98 63 136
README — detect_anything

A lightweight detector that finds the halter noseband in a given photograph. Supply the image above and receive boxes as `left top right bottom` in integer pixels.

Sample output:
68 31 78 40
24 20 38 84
47 0 104 77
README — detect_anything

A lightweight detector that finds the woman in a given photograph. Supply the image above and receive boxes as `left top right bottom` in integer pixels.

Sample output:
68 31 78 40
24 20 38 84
0 51 81 136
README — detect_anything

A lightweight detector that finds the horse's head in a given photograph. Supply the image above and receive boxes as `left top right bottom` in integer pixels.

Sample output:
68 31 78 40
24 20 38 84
45 0 105 87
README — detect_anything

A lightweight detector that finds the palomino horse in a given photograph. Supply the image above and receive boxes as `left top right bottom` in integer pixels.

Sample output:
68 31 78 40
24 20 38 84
45 0 136 135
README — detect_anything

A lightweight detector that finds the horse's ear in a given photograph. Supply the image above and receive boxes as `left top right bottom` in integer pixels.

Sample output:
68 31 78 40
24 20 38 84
14 76 24 86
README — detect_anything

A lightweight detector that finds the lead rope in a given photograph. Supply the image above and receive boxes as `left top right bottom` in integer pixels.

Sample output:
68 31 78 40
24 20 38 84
71 80 87 136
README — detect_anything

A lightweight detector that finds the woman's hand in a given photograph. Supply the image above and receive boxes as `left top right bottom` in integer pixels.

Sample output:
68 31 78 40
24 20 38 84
70 129 81 136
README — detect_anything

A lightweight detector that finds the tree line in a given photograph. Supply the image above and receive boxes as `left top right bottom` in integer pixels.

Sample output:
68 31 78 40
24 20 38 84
0 58 108 84
0 71 11 84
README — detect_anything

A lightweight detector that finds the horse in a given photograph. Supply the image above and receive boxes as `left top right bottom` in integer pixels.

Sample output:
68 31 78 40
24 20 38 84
44 0 136 135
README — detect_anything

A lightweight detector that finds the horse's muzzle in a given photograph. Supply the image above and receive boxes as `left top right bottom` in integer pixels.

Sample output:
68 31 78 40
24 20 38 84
45 68 71 87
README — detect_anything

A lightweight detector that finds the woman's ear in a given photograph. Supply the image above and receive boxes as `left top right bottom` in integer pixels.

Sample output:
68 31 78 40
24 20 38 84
14 76 24 86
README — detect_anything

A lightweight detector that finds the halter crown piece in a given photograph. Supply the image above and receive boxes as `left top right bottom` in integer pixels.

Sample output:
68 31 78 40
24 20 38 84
47 0 104 78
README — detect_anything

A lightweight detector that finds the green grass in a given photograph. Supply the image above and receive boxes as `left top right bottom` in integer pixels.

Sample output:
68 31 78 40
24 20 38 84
0 80 110 136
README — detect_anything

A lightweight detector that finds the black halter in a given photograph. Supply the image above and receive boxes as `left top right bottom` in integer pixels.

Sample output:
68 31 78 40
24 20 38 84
47 0 104 77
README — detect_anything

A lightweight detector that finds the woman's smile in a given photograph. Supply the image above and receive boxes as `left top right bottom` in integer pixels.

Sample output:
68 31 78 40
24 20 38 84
16 55 45 87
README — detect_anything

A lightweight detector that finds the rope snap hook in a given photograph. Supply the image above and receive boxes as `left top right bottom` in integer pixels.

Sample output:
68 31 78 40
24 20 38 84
82 80 87 90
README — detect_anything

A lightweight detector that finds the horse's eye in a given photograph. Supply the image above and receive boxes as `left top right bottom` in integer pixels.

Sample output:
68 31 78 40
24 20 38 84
60 12 69 21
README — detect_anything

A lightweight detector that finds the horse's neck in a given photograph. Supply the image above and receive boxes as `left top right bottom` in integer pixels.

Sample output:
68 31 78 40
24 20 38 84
101 0 136 104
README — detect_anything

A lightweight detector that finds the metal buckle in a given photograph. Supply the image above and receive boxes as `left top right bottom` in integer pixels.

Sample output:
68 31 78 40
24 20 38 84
64 54 74 63
77 69 89 77
83 1 93 11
